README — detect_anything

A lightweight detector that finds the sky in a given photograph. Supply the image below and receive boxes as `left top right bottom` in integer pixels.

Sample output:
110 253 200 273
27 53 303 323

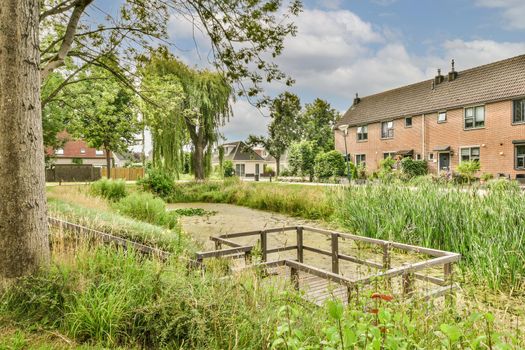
105 0 525 144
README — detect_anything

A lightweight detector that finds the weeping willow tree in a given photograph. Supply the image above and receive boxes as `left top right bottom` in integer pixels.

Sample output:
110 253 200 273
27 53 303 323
140 52 232 180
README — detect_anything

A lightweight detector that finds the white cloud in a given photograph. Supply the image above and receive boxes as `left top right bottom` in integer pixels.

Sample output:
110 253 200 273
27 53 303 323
475 0 525 29
219 100 270 142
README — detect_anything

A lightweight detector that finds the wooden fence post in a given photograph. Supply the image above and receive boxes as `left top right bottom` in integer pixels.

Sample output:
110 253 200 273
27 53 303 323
296 226 304 263
290 266 299 290
402 263 414 296
331 233 339 274
260 231 267 262
383 243 391 288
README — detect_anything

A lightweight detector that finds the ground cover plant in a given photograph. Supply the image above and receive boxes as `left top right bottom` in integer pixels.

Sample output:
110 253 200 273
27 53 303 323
89 179 127 201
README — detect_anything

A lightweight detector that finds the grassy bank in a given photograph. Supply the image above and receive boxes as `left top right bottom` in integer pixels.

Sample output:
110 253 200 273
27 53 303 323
167 180 525 293
168 178 334 220
1 241 520 349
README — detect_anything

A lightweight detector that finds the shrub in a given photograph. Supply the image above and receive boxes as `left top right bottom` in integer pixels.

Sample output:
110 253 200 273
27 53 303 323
72 158 83 165
378 156 395 181
480 172 494 182
223 160 235 177
113 192 178 229
288 141 316 180
400 158 428 178
263 164 275 177
456 160 480 184
279 167 291 177
314 151 346 179
138 168 175 197
90 179 127 201
487 178 520 192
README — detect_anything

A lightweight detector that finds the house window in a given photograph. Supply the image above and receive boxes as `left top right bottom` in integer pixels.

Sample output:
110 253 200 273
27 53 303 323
356 125 368 141
55 148 64 155
80 148 86 154
428 152 434 161
416 154 422 160
381 121 394 139
383 152 396 159
405 117 413 128
355 154 366 166
438 111 447 123
460 147 480 162
513 98 525 124
516 144 525 169
464 106 485 129
235 164 245 176
95 150 104 156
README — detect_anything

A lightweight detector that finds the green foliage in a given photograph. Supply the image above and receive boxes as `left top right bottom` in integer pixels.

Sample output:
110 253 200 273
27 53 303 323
246 92 302 175
456 160 481 184
68 67 140 161
113 192 178 229
301 98 340 152
334 182 525 291
223 160 235 177
71 158 83 165
171 208 217 217
400 158 428 178
47 197 187 254
288 141 316 180
90 179 127 201
314 151 346 179
480 173 494 182
378 156 396 182
487 178 521 191
137 168 175 197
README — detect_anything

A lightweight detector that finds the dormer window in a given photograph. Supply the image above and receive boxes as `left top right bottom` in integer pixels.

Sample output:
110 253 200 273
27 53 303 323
55 148 64 155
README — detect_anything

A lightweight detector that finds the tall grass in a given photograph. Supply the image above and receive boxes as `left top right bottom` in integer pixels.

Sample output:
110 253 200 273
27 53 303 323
90 179 127 201
168 178 333 220
1 244 520 348
113 192 179 229
48 198 188 254
332 182 525 291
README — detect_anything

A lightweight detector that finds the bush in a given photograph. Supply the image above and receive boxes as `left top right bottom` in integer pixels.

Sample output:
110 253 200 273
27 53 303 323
288 141 316 180
400 158 428 178
314 151 346 179
279 167 291 177
480 172 494 182
486 178 520 192
138 168 175 197
456 160 480 184
378 156 395 182
90 179 127 201
223 160 235 177
113 192 178 229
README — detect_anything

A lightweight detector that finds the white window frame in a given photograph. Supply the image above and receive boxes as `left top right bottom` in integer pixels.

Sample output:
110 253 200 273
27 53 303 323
438 111 447 123
404 116 413 128
95 150 104 156
381 121 394 139
55 148 64 155
515 144 525 169
355 154 366 166
460 146 480 163
356 125 368 141
80 148 86 154
513 98 525 124
464 106 485 130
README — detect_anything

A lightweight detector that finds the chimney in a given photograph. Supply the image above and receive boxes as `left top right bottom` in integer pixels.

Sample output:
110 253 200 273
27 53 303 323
448 59 458 81
434 68 445 85
353 92 361 105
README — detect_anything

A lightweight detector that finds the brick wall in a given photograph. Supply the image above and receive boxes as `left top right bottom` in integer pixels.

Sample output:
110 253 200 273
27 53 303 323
335 99 525 178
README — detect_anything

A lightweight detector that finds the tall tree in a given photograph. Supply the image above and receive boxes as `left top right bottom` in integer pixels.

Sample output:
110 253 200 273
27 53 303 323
301 98 341 152
69 70 139 178
140 55 232 180
0 0 50 284
247 92 302 175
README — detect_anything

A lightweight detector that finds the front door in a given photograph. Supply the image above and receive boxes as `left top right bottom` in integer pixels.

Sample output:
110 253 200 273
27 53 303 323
255 164 260 175
438 152 450 172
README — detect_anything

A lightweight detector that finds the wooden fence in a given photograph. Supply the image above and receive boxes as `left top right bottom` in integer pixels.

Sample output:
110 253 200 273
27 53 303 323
46 164 101 182
101 167 145 181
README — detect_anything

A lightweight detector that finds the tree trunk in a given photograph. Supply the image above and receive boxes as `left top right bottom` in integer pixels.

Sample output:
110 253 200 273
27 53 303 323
105 147 112 179
276 156 281 176
193 143 205 180
0 0 50 285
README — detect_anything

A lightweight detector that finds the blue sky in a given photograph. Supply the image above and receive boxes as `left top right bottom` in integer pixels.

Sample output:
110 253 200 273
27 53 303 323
100 0 525 142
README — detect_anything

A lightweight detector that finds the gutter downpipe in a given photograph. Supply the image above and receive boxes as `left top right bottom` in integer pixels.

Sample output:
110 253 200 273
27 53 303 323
422 114 426 159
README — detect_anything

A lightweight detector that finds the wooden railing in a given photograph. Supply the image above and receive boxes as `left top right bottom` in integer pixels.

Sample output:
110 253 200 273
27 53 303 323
199 225 461 301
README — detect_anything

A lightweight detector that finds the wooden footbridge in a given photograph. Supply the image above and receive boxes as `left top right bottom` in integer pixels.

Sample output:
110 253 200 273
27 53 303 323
195 226 461 305
48 218 461 306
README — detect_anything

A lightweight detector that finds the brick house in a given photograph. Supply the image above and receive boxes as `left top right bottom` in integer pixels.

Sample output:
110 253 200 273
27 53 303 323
335 55 525 180
47 132 112 167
